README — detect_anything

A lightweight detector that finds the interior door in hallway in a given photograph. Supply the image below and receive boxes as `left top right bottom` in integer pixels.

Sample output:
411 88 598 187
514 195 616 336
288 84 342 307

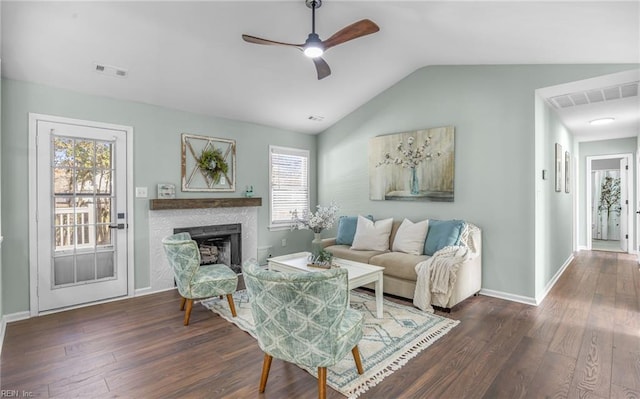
34 117 129 312
620 157 629 252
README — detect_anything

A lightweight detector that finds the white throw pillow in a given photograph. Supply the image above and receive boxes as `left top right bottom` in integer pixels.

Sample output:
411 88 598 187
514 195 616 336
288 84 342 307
351 216 393 251
392 218 429 255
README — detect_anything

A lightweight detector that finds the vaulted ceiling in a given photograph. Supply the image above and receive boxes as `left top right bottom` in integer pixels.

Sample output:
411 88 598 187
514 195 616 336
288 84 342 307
1 1 638 136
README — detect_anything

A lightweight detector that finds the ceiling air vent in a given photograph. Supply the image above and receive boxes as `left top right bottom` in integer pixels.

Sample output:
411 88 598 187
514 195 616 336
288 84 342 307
94 63 128 78
549 81 639 109
621 83 638 98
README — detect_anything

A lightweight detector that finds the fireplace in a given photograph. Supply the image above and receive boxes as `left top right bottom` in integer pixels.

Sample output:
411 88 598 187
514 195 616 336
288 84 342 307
148 201 258 293
174 223 242 274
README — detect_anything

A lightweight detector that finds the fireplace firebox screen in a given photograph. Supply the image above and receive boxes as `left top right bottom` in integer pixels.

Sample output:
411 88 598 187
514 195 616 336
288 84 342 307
174 223 241 274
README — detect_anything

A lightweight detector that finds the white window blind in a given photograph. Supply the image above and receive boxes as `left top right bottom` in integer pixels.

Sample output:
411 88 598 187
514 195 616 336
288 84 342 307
269 146 309 228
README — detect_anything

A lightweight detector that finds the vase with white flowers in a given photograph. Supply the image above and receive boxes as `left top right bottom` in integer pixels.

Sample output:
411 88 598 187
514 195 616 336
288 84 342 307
291 202 339 254
376 135 441 195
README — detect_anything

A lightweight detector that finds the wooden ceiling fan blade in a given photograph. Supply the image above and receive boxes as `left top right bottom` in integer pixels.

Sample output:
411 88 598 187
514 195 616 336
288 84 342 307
312 57 331 80
242 34 303 49
322 19 380 50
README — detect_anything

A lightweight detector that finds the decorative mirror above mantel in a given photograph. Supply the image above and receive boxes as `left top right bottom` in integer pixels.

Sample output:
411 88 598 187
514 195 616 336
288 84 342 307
181 133 236 192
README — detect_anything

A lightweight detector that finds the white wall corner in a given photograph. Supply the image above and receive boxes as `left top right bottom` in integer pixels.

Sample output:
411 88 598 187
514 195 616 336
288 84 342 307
479 289 537 306
536 254 574 305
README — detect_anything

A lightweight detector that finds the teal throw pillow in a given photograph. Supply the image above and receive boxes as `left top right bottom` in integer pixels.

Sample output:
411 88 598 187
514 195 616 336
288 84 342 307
336 215 373 245
424 219 465 256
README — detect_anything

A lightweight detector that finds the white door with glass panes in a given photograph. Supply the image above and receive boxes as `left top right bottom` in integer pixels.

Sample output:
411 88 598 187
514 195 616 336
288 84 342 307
34 118 129 311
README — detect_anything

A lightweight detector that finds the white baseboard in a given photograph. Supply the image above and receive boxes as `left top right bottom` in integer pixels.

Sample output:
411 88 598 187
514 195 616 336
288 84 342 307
134 286 153 296
0 319 4 355
3 311 31 323
479 289 537 306
577 245 588 251
134 286 176 297
536 254 574 305
1 311 31 355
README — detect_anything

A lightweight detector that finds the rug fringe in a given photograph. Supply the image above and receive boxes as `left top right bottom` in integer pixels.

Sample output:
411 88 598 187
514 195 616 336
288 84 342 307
344 319 459 399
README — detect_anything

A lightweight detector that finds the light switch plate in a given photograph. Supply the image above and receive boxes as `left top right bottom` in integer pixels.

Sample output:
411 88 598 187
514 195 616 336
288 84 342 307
136 187 148 198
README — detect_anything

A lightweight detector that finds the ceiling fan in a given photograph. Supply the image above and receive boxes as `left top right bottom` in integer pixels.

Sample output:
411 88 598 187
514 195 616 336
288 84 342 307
242 0 380 80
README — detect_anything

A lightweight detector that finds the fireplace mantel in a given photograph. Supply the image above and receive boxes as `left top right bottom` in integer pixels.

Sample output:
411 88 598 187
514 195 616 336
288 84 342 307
149 197 262 211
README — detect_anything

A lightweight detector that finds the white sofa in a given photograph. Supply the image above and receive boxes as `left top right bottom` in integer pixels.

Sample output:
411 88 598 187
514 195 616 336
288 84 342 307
321 219 482 310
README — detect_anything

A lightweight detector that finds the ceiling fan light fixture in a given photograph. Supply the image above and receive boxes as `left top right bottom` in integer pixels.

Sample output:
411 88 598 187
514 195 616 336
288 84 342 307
303 33 324 58
242 0 379 79
589 117 615 125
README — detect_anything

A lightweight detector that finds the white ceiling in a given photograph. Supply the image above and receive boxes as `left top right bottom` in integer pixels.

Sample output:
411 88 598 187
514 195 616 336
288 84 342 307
1 1 639 135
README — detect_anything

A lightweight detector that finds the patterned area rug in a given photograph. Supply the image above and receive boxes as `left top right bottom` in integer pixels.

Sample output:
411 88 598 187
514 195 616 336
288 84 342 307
202 290 459 398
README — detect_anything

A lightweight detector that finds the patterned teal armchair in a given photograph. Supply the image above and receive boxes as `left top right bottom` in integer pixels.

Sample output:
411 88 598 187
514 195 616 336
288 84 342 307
242 260 364 399
162 232 238 325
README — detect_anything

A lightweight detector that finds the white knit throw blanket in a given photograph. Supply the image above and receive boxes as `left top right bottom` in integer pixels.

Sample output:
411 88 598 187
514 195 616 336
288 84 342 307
413 245 469 312
412 223 480 312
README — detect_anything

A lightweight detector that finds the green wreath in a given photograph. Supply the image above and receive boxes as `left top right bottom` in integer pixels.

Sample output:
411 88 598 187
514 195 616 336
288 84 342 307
197 147 229 184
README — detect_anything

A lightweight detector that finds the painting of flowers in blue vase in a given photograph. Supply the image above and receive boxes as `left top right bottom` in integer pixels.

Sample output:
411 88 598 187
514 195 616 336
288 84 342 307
369 125 455 202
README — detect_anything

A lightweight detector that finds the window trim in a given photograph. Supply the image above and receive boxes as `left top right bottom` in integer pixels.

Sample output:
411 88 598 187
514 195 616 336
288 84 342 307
268 145 310 231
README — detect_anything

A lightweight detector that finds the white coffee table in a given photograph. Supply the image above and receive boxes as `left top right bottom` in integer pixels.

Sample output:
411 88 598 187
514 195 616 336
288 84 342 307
268 252 385 318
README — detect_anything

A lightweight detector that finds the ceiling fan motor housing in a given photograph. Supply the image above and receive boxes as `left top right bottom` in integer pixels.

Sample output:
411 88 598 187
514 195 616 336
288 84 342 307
306 0 322 9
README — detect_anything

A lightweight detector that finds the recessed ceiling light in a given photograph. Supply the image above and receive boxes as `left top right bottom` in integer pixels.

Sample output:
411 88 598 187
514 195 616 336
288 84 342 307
589 117 615 126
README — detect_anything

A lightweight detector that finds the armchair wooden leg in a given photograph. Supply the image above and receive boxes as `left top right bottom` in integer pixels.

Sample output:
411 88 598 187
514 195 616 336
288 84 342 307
352 346 364 374
226 294 237 317
259 354 273 393
317 367 327 399
179 297 186 311
183 299 193 326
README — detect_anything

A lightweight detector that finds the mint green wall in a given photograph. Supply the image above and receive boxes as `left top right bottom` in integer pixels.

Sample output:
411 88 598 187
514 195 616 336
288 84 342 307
534 97 574 300
1 78 316 314
0 68 3 320
578 137 637 248
1 3 4 320
318 64 636 299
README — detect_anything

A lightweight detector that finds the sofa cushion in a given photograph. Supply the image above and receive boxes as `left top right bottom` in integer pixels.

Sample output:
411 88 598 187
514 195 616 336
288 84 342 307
369 252 429 281
392 218 429 255
351 216 393 251
424 219 465 256
335 215 373 245
324 245 384 264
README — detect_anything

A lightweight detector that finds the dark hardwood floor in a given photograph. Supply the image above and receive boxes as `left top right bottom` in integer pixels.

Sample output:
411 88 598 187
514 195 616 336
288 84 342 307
1 250 638 398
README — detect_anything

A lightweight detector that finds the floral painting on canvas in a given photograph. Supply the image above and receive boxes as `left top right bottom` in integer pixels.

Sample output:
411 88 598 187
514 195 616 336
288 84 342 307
369 126 455 202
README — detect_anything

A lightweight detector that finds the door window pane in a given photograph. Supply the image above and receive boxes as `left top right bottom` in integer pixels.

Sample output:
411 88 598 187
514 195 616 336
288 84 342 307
53 256 74 286
76 253 96 282
97 252 115 279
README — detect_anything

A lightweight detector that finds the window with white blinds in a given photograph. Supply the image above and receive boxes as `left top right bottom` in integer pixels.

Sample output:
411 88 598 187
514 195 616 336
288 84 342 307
269 145 309 229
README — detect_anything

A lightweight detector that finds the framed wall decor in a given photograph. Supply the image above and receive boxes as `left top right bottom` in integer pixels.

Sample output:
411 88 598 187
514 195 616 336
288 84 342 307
555 143 563 192
181 133 236 192
565 151 570 193
369 125 455 202
157 183 176 199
